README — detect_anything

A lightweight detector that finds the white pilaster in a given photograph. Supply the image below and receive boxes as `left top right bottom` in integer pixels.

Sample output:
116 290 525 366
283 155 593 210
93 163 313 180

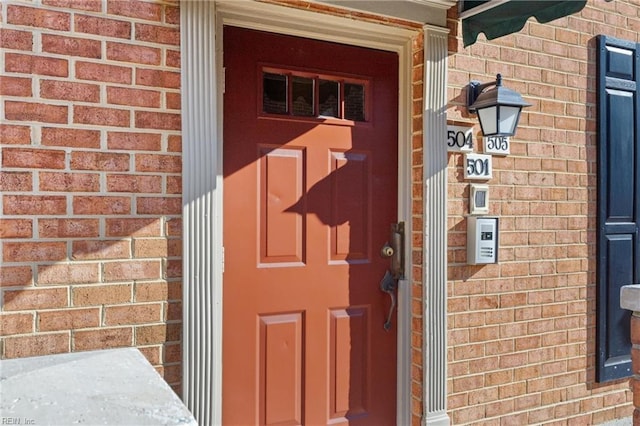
422 24 450 426
180 1 222 425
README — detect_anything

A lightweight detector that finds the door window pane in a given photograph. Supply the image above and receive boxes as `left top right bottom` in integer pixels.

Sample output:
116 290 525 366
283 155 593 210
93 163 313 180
292 76 314 117
344 83 365 122
319 80 339 118
263 73 287 114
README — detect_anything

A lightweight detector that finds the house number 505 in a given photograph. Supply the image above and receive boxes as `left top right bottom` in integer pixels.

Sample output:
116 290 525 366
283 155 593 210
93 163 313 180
464 153 492 180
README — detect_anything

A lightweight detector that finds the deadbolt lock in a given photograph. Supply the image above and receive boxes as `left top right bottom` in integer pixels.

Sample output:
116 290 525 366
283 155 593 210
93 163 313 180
380 244 394 258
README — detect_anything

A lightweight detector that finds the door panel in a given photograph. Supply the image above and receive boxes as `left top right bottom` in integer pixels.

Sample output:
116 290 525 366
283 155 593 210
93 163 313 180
223 26 398 424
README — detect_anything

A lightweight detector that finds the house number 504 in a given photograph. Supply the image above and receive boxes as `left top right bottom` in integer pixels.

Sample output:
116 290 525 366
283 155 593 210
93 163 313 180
464 153 492 180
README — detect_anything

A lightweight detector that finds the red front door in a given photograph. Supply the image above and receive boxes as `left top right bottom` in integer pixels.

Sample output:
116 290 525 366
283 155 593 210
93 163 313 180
222 26 399 425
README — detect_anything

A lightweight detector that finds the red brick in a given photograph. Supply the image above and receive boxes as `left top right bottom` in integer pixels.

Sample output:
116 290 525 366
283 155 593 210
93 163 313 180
2 147 65 169
37 263 100 285
42 0 102 12
38 218 99 238
5 53 68 77
135 111 181 130
107 42 161 65
134 238 168 258
42 34 101 58
104 260 161 281
0 313 34 336
0 124 31 144
162 364 181 384
167 176 181 194
107 131 161 151
5 101 68 124
0 28 33 50
137 197 181 215
135 23 180 45
75 15 131 39
38 308 100 331
107 174 162 193
72 240 131 260
0 171 32 192
165 6 180 25
39 171 100 192
70 151 130 171
7 5 70 31
3 287 68 310
40 80 100 102
167 135 181 152
3 241 66 262
73 105 129 127
107 0 161 21
135 154 181 173
105 218 161 237
164 342 181 363
3 195 66 215
104 303 163 325
135 323 180 345
73 196 131 215
166 218 181 236
0 76 32 96
167 239 181 257
166 50 180 68
166 259 181 278
166 301 181 321
3 333 69 358
135 281 175 302
0 266 33 287
72 284 132 306
76 61 132 84
632 315 640 345
136 68 180 88
0 219 33 238
166 92 181 110
73 327 133 351
41 127 100 148
107 86 161 108
139 345 161 365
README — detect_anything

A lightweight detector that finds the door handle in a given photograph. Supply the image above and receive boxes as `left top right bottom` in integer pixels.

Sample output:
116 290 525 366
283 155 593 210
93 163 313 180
380 270 397 331
379 222 404 331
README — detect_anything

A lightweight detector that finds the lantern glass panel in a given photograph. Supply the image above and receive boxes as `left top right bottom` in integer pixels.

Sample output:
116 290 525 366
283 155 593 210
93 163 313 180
477 106 497 135
498 105 521 135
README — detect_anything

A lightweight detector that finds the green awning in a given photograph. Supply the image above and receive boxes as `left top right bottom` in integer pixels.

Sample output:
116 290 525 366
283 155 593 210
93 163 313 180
461 0 587 47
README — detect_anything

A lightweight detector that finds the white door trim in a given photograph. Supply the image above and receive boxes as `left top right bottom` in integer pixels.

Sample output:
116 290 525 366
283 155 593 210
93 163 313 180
181 1 449 424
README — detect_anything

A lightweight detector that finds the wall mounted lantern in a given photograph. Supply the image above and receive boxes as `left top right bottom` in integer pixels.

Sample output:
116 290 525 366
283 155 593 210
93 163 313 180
467 74 531 137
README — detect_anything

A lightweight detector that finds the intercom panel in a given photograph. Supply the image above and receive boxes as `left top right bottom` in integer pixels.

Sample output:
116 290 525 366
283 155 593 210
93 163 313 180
467 216 499 265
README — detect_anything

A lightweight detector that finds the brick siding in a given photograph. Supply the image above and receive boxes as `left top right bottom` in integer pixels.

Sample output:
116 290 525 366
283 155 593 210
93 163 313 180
445 0 637 424
2 0 639 424
0 0 182 390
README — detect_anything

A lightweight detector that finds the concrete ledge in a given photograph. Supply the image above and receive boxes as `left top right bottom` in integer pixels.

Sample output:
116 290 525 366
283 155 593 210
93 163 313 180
0 348 196 426
621 285 640 312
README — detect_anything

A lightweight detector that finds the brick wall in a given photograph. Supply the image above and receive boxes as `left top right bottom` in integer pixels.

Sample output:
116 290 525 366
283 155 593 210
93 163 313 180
445 0 637 423
3 0 639 424
0 0 182 390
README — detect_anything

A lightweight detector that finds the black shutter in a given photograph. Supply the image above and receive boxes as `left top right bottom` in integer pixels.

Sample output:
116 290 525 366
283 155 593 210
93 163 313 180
596 35 640 382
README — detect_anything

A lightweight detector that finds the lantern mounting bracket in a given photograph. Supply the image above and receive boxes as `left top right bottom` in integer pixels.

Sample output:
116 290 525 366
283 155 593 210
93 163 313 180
467 74 503 114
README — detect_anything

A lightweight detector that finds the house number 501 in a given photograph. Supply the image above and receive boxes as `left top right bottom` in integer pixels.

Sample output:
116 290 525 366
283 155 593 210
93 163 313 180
464 153 492 180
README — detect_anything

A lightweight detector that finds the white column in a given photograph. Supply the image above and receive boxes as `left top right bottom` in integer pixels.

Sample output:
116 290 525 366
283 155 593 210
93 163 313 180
180 1 222 425
422 24 450 426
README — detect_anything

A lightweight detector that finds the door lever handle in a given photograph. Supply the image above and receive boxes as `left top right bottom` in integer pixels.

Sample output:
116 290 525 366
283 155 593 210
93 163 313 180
380 270 397 331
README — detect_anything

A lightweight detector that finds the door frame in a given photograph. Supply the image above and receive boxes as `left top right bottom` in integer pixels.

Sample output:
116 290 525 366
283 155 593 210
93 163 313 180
218 2 415 424
180 1 448 424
